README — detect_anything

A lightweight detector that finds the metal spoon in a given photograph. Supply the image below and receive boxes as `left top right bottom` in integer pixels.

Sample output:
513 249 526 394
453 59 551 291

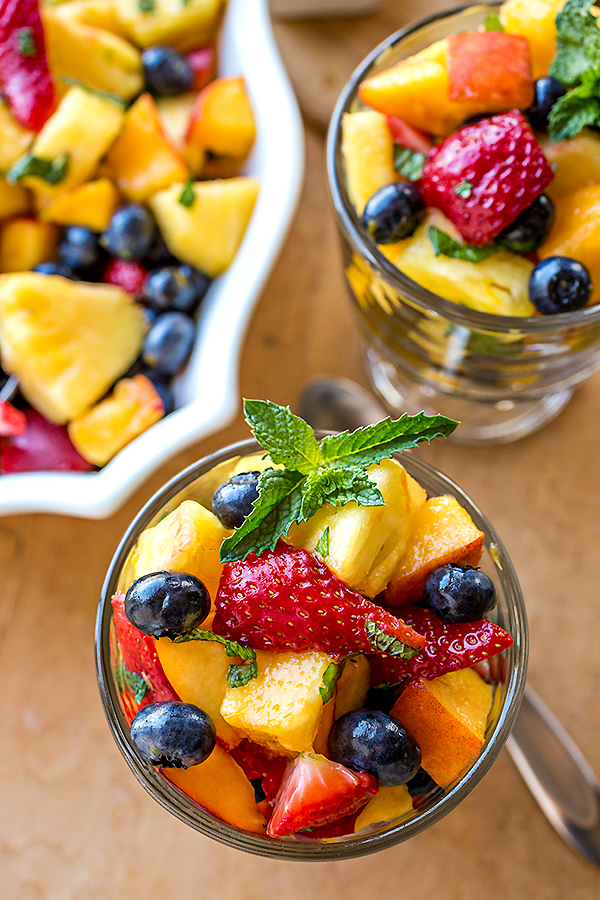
298 375 600 868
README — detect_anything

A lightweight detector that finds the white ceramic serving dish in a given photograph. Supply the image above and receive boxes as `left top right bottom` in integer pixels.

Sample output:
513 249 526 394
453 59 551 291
0 0 304 519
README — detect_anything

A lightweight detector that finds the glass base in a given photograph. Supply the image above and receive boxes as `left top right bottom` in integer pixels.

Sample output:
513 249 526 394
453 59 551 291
364 347 574 445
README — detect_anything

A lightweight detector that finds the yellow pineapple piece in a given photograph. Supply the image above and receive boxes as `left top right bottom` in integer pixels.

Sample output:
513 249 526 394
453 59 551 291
68 374 164 465
500 0 566 79
42 5 143 100
341 110 399 216
334 654 370 720
382 210 536 316
0 273 146 423
38 178 120 231
540 132 600 203
0 180 30 221
150 177 259 277
286 458 426 597
115 0 223 51
355 785 412 831
0 101 33 171
50 0 129 38
0 218 59 273
220 650 337 754
539 184 600 305
131 499 230 600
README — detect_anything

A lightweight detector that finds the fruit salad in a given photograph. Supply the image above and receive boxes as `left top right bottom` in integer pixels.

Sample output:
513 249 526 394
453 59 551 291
105 401 518 843
340 0 600 319
0 0 258 473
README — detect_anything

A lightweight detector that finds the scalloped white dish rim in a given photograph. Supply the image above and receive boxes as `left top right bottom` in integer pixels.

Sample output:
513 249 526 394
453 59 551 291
0 0 304 519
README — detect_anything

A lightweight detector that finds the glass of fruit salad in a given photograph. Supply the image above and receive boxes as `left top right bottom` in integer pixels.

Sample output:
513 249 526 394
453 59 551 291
327 0 600 444
96 400 527 859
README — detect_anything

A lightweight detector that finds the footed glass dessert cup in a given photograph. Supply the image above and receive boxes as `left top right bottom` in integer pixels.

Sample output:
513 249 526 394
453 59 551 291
96 436 527 860
326 3 600 444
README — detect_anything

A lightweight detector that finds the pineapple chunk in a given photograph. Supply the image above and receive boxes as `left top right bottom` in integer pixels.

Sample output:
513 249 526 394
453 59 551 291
50 0 129 38
131 499 229 600
500 0 566 79
43 6 143 100
0 274 146 423
150 177 259 277
0 180 30 221
220 650 336 754
0 218 59 273
334 654 370 720
355 785 412 831
38 178 120 231
115 0 223 51
0 101 33 171
341 110 399 215
286 458 426 597
382 210 536 316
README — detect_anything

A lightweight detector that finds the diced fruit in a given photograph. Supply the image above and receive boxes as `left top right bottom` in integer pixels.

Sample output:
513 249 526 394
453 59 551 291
385 116 434 155
0 179 30 220
497 194 555 254
527 76 566 130
50 0 128 38
0 101 34 171
354 784 412 831
185 76 256 173
115 0 223 52
142 45 193 97
220 648 337 754
420 110 554 246
361 182 425 244
229 738 288 804
385 494 484 605
334 654 370 721
0 407 93 473
446 31 533 109
539 184 600 304
212 470 260 528
390 667 493 787
267 752 377 837
125 571 211 639
130 701 216 768
187 44 216 92
499 0 566 79
42 4 143 100
328 709 421 786
164 742 267 834
39 178 120 231
0 399 26 436
67 373 164 466
156 93 197 150
131 499 230 599
101 203 157 262
142 310 195 376
287 459 427 597
0 0 55 131
528 256 593 315
341 110 399 215
107 93 189 203
0 273 146 423
540 132 600 203
150 177 259 277
312 697 335 756
103 258 148 295
423 565 496 624
0 217 59 272
143 264 210 314
56 225 102 274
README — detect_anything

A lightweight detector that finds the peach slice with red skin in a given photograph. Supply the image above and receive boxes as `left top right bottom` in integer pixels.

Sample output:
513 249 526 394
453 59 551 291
446 31 534 109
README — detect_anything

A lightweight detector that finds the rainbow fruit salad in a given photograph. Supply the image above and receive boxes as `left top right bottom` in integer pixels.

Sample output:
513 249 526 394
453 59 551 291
0 0 257 472
341 0 600 318
110 400 514 840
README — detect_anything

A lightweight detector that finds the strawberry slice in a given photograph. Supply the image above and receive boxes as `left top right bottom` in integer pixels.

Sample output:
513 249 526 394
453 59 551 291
0 399 26 436
386 116 434 155
213 543 426 656
103 258 148 296
111 592 179 726
369 605 513 685
187 44 216 93
0 408 94 473
420 110 553 246
267 752 377 837
0 0 55 131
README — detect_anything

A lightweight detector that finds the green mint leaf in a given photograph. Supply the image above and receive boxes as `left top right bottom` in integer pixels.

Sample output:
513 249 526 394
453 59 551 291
548 65 600 141
319 662 341 703
315 526 330 559
300 465 383 519
123 667 149 704
243 399 322 474
8 152 69 186
485 10 504 30
219 467 305 562
16 26 37 57
365 619 421 660
429 225 497 262
60 75 127 107
550 0 600 86
178 177 196 208
173 629 258 687
393 145 426 181
138 0 155 11
454 180 473 198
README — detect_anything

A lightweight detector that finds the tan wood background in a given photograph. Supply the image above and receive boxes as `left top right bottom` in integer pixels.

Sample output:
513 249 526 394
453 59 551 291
2 1 600 897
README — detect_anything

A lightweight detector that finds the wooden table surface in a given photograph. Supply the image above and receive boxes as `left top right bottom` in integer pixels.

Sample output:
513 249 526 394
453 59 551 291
2 2 600 897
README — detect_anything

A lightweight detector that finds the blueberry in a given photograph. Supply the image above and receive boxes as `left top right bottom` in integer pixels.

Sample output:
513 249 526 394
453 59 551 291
147 375 175 415
57 226 102 272
529 256 592 315
144 265 211 314
144 230 177 267
423 564 496 624
142 311 196 375
130 701 216 768
33 261 80 280
328 709 421 786
527 76 567 131
361 182 425 244
142 45 194 96
497 194 555 254
101 204 157 261
212 471 260 528
124 570 211 638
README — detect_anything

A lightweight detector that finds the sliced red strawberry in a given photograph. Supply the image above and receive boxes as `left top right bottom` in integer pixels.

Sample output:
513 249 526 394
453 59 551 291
213 543 426 656
267 752 377 837
0 0 55 131
369 606 513 684
299 810 361 839
0 408 94 473
420 110 553 246
187 44 216 92
386 116 434 155
0 400 26 436
111 592 179 726
103 258 148 295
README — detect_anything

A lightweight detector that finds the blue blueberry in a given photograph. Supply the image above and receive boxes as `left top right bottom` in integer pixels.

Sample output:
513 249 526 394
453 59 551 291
147 374 175 415
142 311 195 375
423 564 496 624
144 230 177 267
57 226 102 272
361 182 425 244
328 709 421 786
130 702 216 768
101 204 157 261
529 256 592 315
142 45 194 96
144 265 211 314
33 261 80 280
527 77 567 131
212 471 261 528
124 570 210 638
497 194 555 254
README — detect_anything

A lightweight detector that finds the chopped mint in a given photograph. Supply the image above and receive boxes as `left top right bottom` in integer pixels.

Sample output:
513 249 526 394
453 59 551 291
429 225 497 262
485 10 504 31
319 662 341 703
123 668 149 704
173 629 258 687
8 152 69 186
393 145 426 181
454 180 473 199
219 400 458 563
365 619 420 660
16 26 37 57
60 76 127 107
138 0 155 11
550 0 600 87
178 177 196 208
315 526 330 559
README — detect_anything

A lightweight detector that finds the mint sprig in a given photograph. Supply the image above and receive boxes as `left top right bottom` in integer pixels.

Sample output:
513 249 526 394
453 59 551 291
548 65 600 141
429 226 497 263
173 629 258 687
219 400 458 563
8 152 69 186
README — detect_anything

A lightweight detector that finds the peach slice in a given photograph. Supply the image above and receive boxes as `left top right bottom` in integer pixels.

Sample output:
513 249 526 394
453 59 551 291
185 76 256 175
446 31 533 109
539 184 600 305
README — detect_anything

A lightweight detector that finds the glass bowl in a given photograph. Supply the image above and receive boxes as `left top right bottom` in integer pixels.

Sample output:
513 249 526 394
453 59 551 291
95 437 527 860
326 3 600 444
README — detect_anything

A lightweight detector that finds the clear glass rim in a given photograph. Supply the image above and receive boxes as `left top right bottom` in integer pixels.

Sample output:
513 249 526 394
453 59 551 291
95 437 528 861
325 2 600 335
